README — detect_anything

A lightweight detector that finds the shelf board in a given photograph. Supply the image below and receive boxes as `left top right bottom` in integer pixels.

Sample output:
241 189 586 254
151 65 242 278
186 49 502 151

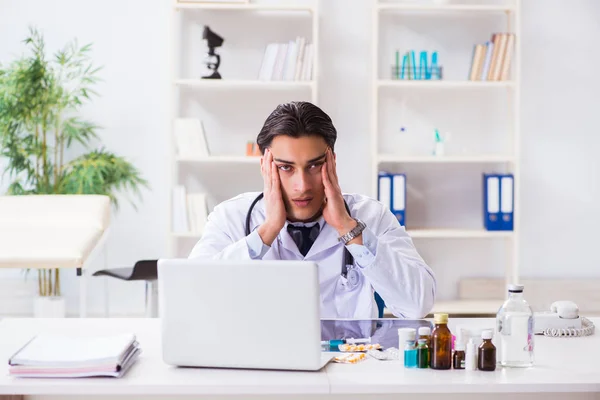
176 156 261 163
175 79 315 90
407 229 513 239
171 232 202 238
430 299 504 316
378 155 515 163
383 299 503 318
175 3 315 12
377 4 515 13
377 80 515 89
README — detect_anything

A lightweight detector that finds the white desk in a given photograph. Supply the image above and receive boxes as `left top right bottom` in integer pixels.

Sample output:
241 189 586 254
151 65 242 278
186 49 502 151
0 318 599 400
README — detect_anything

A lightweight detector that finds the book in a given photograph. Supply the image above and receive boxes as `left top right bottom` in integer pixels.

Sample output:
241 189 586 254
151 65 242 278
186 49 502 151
8 333 140 378
174 118 210 159
480 41 494 81
491 33 508 81
469 44 485 81
470 33 515 81
499 34 515 80
258 38 312 81
172 185 189 233
186 193 208 234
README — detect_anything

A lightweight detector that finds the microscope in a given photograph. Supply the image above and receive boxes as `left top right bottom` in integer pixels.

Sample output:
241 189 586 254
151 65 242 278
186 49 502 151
202 26 224 79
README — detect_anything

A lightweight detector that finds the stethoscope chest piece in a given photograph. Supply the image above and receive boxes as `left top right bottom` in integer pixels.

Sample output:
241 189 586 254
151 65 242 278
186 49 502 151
347 267 360 288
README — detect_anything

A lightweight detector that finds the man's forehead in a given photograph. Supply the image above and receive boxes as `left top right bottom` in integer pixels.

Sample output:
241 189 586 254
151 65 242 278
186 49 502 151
273 151 327 165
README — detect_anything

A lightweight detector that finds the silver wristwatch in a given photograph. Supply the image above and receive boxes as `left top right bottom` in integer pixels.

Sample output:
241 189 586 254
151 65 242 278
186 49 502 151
339 218 366 244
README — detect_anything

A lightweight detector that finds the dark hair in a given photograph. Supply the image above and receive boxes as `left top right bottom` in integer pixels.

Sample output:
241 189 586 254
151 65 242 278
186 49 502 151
256 101 337 153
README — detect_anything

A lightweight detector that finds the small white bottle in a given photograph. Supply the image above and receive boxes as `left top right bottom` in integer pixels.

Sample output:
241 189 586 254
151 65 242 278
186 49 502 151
465 338 477 371
398 328 416 365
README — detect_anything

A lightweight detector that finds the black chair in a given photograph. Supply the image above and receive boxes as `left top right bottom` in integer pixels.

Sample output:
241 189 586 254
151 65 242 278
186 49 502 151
93 260 158 317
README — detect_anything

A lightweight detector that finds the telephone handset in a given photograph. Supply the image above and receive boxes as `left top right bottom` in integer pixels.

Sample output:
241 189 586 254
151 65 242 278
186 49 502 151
533 301 595 337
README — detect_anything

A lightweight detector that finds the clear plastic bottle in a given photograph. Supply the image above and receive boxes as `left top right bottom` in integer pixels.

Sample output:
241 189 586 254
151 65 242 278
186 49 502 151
496 284 534 367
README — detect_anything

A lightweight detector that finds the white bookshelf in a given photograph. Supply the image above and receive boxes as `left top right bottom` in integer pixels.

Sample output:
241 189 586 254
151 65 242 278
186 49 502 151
378 155 515 163
384 299 503 318
408 229 513 239
176 156 261 164
168 0 319 257
377 4 516 12
372 0 521 315
175 79 316 89
175 3 316 12
377 79 515 89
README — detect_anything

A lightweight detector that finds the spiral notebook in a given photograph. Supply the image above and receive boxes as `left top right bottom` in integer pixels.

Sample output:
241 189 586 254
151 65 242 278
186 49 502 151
8 333 140 378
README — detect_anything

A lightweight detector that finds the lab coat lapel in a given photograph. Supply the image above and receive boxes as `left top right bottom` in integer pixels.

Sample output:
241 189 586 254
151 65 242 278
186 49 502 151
305 223 341 259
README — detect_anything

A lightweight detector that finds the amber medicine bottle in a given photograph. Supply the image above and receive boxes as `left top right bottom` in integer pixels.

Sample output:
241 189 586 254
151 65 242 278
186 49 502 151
430 313 452 370
478 330 497 371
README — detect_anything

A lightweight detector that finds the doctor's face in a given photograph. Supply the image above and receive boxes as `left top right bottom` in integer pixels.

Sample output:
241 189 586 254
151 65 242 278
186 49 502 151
267 135 328 222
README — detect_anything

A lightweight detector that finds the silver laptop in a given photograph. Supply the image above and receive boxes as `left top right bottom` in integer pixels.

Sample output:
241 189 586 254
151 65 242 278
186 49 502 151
157 259 333 371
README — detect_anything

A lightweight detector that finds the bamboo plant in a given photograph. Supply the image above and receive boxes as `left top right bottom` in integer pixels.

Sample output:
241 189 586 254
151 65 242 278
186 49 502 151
0 28 148 297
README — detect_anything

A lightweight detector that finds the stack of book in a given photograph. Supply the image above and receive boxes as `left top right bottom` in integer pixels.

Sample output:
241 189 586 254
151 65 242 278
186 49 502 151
258 37 313 81
468 33 515 81
8 333 140 378
172 185 209 234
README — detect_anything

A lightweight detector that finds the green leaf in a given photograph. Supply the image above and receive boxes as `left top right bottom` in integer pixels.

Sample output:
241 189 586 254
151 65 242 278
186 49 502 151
61 148 149 209
61 117 99 148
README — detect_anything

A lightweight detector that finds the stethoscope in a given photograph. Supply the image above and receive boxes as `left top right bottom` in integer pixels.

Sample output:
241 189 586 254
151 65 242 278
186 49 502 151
245 193 361 288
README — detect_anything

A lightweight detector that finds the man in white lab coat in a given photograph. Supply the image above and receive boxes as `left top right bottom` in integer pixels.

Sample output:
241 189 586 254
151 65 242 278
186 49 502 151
189 101 436 319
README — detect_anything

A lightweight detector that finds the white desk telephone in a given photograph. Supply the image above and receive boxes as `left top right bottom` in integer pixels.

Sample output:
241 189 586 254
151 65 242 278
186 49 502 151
534 301 595 337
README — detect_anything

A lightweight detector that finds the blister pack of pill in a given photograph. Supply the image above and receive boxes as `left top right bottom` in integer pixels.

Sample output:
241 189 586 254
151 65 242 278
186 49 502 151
338 343 382 352
367 347 400 361
333 353 367 364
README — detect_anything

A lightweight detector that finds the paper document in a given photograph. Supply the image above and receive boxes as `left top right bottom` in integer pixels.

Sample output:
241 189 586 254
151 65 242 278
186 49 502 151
8 333 140 378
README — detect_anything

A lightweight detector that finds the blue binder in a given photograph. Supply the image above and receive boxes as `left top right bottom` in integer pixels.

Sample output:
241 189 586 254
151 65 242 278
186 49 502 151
500 175 514 230
378 172 406 226
483 173 514 231
483 174 501 230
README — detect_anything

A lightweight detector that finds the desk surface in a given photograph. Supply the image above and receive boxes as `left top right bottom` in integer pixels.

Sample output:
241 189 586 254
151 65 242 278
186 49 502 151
0 318 599 396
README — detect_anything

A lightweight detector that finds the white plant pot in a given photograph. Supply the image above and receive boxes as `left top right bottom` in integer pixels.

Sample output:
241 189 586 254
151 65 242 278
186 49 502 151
34 296 66 318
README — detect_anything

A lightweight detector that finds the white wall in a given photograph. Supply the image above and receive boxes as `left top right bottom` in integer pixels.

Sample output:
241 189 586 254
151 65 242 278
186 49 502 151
520 0 600 277
0 0 598 315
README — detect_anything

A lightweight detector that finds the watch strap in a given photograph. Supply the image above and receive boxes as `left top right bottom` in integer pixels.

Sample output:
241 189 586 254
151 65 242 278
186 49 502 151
339 218 366 244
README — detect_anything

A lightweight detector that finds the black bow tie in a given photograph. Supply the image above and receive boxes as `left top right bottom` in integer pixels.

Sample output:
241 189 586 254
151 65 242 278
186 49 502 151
287 223 320 256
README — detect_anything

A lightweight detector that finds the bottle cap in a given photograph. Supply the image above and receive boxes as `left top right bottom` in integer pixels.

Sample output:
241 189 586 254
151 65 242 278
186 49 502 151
434 313 448 324
508 284 524 293
398 328 416 341
417 338 427 344
455 341 465 351
481 329 493 340
418 326 431 336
